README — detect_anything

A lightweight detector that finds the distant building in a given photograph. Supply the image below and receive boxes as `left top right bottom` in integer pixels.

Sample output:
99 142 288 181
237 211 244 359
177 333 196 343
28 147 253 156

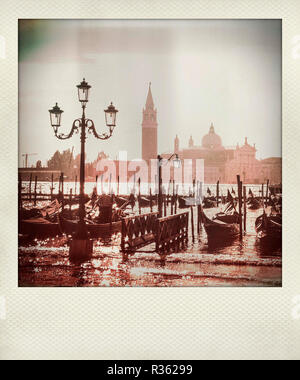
93 84 282 186
260 157 282 184
164 126 282 184
18 168 62 181
163 124 234 183
224 138 260 183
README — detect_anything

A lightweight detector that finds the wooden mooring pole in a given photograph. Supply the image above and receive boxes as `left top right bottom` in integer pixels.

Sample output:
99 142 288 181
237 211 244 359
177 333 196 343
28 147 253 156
61 172 64 197
168 180 171 205
237 175 243 238
58 172 61 193
138 177 141 214
243 185 247 233
69 188 73 217
34 175 38 206
51 173 54 199
197 204 202 233
171 180 175 215
95 175 98 194
216 180 220 207
193 179 196 198
164 194 167 217
61 173 64 211
175 185 178 215
74 175 77 196
150 188 153 213
29 173 32 201
190 206 195 242
266 179 269 205
18 174 22 212
158 162 163 218
199 181 203 202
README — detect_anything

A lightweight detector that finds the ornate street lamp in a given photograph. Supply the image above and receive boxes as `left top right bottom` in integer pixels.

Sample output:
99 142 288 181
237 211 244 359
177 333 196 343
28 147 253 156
157 153 181 218
172 154 181 169
49 78 118 259
76 78 91 105
49 103 64 131
158 153 181 167
104 102 118 132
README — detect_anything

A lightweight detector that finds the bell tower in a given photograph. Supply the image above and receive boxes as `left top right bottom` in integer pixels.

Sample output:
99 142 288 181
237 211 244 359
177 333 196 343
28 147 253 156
142 83 158 161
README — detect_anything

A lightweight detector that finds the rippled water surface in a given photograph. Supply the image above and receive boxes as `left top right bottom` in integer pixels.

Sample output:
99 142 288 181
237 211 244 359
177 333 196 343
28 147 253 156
19 182 282 287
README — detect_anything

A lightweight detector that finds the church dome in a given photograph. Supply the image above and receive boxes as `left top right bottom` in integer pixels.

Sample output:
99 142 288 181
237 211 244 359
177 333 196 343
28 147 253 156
202 123 222 149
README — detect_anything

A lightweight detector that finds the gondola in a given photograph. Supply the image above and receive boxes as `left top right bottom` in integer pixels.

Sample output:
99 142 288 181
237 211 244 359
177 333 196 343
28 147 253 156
247 197 261 210
19 200 62 238
138 196 151 207
115 196 128 208
255 212 282 244
213 212 239 224
202 197 217 209
247 188 262 210
21 207 42 220
178 196 198 209
19 217 61 238
178 196 190 209
58 214 122 239
201 208 240 244
21 199 61 220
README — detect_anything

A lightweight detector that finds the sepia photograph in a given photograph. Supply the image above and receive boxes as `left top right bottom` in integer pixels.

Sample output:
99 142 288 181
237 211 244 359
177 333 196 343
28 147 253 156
18 19 282 287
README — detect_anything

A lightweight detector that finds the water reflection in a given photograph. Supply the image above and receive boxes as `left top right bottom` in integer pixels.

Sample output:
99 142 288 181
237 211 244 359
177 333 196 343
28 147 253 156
254 237 282 257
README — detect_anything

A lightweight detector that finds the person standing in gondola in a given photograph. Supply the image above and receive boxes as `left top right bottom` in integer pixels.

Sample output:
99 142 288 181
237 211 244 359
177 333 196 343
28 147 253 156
90 186 98 206
129 192 136 210
97 193 113 223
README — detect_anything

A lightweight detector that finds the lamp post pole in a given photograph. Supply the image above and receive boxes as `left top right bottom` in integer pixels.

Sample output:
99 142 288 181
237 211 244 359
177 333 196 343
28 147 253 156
49 78 118 258
157 155 163 218
157 153 181 218
78 103 87 238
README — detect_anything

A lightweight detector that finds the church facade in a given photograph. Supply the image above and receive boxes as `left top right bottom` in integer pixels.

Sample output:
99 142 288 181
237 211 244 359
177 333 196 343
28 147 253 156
165 127 282 184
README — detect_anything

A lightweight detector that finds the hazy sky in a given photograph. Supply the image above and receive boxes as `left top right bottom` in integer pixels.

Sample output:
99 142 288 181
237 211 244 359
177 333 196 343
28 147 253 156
19 19 281 166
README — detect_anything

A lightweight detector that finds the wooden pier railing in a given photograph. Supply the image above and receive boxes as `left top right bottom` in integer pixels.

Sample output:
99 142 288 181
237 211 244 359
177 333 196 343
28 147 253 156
121 212 158 254
156 212 189 253
121 211 189 257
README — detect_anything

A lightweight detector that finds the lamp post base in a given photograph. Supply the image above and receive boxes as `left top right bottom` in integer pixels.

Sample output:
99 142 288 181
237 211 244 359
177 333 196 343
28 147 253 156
69 238 93 262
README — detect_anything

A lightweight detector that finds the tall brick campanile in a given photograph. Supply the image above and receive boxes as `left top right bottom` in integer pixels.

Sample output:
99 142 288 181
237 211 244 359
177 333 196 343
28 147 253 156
142 83 158 161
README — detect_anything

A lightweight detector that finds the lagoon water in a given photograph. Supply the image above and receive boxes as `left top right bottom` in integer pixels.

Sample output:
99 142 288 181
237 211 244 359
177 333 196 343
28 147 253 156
18 182 282 287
